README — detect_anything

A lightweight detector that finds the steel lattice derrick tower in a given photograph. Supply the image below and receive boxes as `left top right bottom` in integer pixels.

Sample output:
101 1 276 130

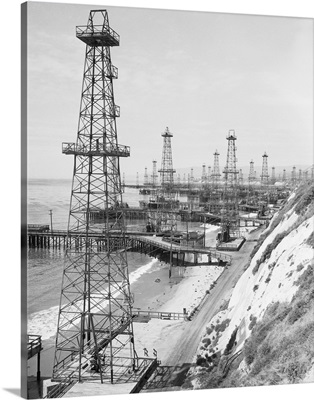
159 127 176 195
201 164 206 184
144 167 149 186
151 160 158 188
271 166 276 184
303 170 308 182
298 169 302 183
190 168 194 183
207 166 211 182
248 160 255 183
220 130 239 242
260 152 269 207
211 150 221 187
261 152 269 185
209 150 221 214
148 127 177 232
291 166 297 186
247 160 256 204
282 169 286 183
53 10 137 384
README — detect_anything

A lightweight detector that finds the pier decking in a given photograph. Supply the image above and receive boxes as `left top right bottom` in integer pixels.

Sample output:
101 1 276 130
130 235 232 265
27 228 232 266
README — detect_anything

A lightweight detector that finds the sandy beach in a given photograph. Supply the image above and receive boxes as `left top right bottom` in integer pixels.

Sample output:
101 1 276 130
133 264 225 363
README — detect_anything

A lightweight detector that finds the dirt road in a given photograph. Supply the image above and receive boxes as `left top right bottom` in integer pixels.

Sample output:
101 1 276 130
163 227 264 367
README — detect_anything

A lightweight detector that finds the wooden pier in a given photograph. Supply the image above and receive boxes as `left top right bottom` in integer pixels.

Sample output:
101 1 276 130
129 235 232 266
27 227 232 266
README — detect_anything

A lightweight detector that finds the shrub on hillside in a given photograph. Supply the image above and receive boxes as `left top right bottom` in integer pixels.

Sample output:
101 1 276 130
295 265 314 291
285 359 308 383
214 319 230 333
206 326 213 335
252 231 287 275
294 184 314 215
248 316 257 330
286 299 308 324
296 263 304 272
306 231 314 248
202 337 212 348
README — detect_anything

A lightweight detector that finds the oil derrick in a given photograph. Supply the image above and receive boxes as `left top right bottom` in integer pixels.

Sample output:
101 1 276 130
201 164 207 186
136 172 139 187
271 166 276 184
248 160 255 183
291 166 297 186
159 127 175 192
303 170 308 182
144 167 149 186
282 169 287 183
259 152 269 213
209 149 221 215
247 160 256 205
261 152 269 184
269 166 278 203
151 160 158 188
53 10 138 384
207 166 211 183
148 127 176 232
190 168 194 184
298 169 302 183
211 150 221 186
219 130 239 244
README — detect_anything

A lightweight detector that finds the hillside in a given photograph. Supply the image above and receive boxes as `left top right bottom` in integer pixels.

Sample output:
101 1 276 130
183 181 314 389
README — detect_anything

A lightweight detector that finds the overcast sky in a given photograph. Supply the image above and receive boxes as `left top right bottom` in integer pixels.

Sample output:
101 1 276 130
26 2 313 179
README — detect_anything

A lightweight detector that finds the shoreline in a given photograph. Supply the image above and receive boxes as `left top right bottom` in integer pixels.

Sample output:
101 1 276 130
132 263 225 363
28 262 224 378
27 225 225 378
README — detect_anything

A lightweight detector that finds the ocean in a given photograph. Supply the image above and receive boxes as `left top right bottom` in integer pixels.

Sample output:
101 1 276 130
26 178 218 377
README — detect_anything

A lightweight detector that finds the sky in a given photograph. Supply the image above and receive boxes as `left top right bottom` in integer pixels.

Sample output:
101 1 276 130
26 1 313 180
0 2 313 400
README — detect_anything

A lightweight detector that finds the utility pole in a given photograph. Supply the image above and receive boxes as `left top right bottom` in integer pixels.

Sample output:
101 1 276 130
49 209 53 233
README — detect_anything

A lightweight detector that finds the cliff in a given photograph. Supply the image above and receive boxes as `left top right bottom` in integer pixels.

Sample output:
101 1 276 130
185 181 314 389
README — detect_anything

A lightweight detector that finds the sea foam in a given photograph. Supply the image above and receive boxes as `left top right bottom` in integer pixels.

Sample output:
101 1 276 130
28 258 158 341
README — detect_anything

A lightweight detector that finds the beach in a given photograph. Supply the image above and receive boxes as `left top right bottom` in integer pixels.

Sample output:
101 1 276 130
28 261 225 382
27 215 222 378
132 263 225 364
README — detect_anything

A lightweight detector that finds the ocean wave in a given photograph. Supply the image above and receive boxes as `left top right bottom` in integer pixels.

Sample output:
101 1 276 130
28 258 158 341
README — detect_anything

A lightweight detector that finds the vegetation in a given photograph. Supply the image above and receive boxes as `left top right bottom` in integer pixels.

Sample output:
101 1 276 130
185 183 314 390
214 318 230 334
248 315 257 331
306 231 314 248
239 265 314 385
248 181 314 276
252 231 286 275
